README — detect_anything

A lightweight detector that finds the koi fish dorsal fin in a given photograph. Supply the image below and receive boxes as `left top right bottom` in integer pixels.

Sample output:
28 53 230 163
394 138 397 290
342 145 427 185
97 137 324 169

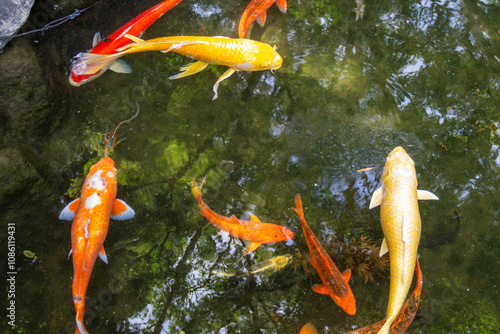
417 189 439 200
169 61 208 80
98 246 108 264
59 198 80 221
369 187 383 209
111 199 135 220
109 59 132 73
249 213 261 222
229 215 241 225
243 241 262 255
256 11 267 27
342 268 352 282
312 284 329 295
308 258 319 271
379 237 389 257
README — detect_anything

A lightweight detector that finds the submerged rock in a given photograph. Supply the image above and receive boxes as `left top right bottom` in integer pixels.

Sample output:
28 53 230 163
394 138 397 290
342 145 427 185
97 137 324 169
0 0 35 51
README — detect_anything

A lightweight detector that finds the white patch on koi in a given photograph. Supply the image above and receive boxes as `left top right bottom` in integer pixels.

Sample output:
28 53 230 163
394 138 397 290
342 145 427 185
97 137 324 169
85 192 101 208
84 218 90 239
86 170 107 190
107 171 115 178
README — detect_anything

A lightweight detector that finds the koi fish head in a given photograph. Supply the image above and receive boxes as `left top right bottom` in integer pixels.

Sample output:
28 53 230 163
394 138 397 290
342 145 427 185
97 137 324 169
381 146 417 184
334 293 357 315
280 225 294 241
251 43 283 71
88 157 116 177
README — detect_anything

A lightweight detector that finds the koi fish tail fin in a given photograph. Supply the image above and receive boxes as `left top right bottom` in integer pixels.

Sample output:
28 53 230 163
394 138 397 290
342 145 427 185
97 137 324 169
191 177 206 204
74 309 88 334
377 315 395 334
72 51 127 76
291 193 304 219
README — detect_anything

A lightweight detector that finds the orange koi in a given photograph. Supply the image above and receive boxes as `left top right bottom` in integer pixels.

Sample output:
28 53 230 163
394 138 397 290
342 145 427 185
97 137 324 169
72 34 282 99
345 258 423 334
191 178 294 255
238 0 287 38
291 194 356 315
69 0 183 86
59 114 137 334
299 322 319 334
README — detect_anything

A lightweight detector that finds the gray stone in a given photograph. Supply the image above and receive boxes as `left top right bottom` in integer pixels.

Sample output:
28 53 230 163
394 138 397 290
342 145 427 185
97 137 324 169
0 0 35 51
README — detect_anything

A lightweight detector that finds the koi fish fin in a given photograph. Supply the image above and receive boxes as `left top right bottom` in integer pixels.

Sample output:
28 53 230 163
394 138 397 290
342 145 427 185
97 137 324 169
379 237 389 256
75 316 88 334
377 316 394 334
59 198 80 221
111 199 135 220
243 241 262 255
342 268 352 282
169 61 208 79
256 11 267 27
72 51 127 75
401 213 409 283
369 187 382 209
308 258 319 271
212 68 236 100
160 41 208 53
249 213 262 222
276 0 288 13
109 59 132 73
229 215 241 225
417 189 439 201
68 249 72 259
124 34 145 43
98 246 108 264
312 284 329 295
235 61 254 71
300 322 319 334
92 31 103 47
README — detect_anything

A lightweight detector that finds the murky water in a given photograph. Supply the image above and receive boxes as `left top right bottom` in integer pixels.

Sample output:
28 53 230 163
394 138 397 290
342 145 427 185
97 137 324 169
1 0 499 333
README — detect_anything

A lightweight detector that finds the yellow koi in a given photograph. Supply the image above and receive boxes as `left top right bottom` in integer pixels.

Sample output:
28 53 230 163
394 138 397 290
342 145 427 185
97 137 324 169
72 34 282 99
369 147 438 334
210 254 293 278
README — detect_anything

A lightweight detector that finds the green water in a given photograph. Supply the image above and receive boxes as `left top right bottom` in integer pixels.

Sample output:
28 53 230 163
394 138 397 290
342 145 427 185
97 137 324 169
1 0 499 333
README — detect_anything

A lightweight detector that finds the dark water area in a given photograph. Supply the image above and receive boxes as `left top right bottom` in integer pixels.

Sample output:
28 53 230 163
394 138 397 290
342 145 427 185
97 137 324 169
1 0 499 333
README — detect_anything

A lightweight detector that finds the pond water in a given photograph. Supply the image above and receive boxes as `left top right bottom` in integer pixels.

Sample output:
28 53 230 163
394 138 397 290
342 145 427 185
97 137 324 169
1 0 499 333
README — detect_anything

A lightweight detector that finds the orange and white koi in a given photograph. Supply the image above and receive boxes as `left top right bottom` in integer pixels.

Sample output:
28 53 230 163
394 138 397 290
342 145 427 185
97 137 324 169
292 194 356 315
238 0 287 38
69 0 183 86
345 258 423 334
369 147 438 334
59 112 138 334
72 34 282 99
191 178 293 254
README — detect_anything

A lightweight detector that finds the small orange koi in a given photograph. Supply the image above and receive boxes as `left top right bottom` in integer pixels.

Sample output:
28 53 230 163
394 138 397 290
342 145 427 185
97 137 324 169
191 178 293 255
292 194 356 315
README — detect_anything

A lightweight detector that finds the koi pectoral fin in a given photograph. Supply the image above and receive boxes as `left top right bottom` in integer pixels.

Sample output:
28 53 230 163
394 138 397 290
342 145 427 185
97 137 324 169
59 198 80 221
109 59 132 73
169 61 208 80
369 186 383 209
111 199 135 220
243 241 262 255
212 68 235 100
276 0 287 13
417 189 439 200
312 284 329 295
